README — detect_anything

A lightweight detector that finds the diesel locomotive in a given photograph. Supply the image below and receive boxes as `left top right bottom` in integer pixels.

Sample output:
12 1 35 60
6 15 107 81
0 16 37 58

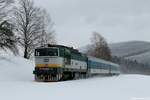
33 44 120 82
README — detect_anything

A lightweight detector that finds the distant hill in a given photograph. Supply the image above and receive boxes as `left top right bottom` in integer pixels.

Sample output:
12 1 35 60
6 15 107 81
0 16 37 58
79 41 150 65
109 41 150 64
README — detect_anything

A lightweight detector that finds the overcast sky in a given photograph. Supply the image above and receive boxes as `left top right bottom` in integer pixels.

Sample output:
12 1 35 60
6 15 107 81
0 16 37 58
35 0 150 48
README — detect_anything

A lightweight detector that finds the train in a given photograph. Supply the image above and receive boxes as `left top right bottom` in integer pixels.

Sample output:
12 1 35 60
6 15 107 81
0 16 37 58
33 44 120 82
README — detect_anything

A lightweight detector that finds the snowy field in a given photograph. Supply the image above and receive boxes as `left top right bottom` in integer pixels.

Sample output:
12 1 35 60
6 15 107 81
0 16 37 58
0 54 150 100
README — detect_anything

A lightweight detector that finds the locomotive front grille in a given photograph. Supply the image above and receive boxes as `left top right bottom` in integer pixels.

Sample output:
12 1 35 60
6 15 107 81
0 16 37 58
43 58 49 62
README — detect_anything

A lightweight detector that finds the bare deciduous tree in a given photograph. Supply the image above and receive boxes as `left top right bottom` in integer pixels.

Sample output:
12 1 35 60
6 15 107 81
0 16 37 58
13 0 55 59
87 32 112 61
39 10 56 46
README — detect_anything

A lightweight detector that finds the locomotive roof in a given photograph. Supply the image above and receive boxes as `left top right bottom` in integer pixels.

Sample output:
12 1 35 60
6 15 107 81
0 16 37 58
36 44 81 54
47 44 74 49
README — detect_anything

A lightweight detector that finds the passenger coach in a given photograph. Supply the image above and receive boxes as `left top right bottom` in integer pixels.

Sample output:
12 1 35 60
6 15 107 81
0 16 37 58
87 56 120 75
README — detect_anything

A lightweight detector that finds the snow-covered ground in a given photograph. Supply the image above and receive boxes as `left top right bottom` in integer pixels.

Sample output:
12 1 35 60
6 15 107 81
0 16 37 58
0 54 150 100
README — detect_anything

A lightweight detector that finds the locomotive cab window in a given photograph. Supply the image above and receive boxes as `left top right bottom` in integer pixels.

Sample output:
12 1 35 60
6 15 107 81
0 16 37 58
35 48 58 56
47 48 58 56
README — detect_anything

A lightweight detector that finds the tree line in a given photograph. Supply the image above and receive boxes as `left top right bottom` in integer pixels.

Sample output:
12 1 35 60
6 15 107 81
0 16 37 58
112 56 150 75
0 0 55 59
